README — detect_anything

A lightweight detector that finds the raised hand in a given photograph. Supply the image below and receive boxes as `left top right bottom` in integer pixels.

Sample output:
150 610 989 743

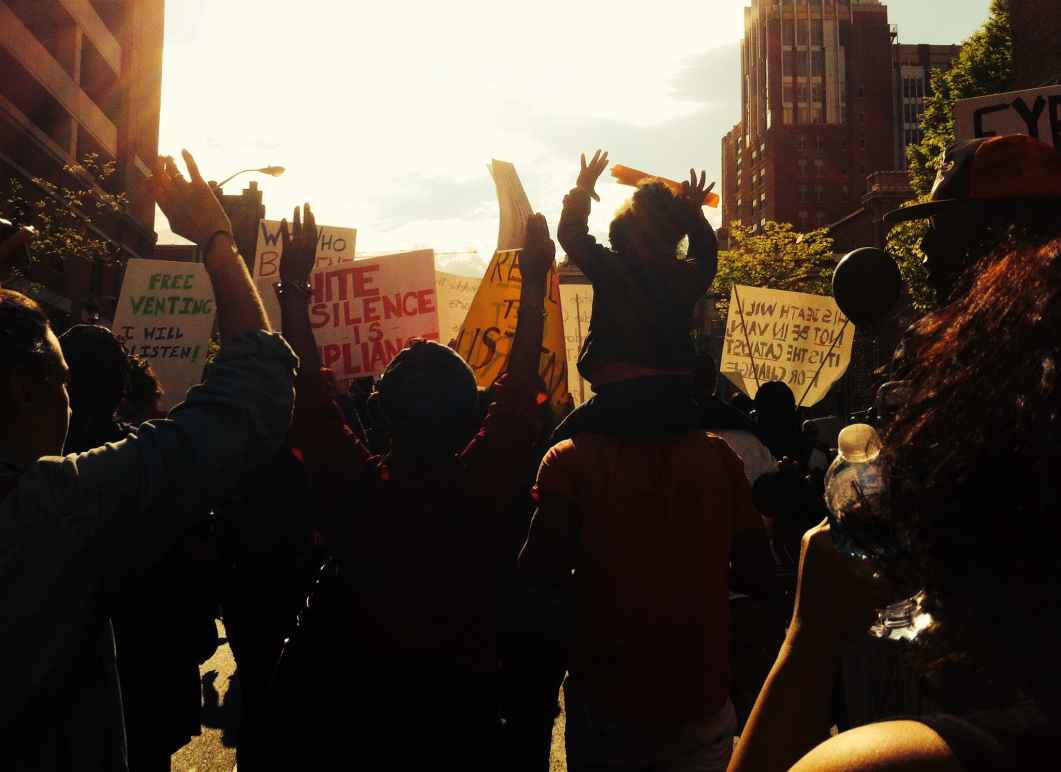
152 150 232 247
280 203 318 287
576 149 609 202
519 213 556 285
680 168 715 221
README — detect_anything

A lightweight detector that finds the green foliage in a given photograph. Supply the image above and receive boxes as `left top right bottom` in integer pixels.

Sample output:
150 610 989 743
907 0 1013 194
884 203 937 314
3 154 129 279
713 221 836 319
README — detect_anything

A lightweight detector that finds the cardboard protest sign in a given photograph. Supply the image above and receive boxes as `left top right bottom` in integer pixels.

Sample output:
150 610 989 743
452 161 570 409
253 221 438 388
559 282 594 405
435 271 482 346
954 84 1061 150
720 285 854 408
112 259 216 410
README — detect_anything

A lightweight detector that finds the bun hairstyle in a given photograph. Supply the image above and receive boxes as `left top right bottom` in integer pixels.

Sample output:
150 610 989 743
608 179 688 262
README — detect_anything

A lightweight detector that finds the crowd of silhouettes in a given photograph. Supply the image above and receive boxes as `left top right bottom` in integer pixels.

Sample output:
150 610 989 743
2 134 1061 771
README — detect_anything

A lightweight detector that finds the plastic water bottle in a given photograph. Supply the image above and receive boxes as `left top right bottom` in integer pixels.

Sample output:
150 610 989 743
825 424 932 641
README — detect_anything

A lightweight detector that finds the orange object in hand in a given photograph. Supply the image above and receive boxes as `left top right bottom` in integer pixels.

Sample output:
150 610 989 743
611 164 720 208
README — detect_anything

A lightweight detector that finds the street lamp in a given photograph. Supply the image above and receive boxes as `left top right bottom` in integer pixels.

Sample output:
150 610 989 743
213 165 285 190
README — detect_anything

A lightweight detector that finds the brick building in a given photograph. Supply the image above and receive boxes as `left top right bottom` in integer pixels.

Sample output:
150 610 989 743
721 0 897 234
0 0 164 319
893 43 960 169
1010 0 1061 90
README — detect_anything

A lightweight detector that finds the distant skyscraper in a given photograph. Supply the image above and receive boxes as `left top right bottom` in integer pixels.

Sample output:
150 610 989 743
893 43 960 169
722 0 900 233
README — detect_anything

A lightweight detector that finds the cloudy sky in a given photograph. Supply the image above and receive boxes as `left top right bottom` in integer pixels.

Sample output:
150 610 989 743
157 0 991 275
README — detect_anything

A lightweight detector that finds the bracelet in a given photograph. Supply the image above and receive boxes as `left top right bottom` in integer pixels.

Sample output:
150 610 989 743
274 280 314 299
202 229 235 256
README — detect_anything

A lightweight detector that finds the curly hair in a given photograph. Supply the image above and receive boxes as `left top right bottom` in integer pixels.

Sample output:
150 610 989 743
608 179 688 261
884 230 1061 710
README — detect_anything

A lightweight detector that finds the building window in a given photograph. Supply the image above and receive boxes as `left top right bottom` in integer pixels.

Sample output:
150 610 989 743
796 55 808 77
752 172 758 186
815 184 824 202
812 50 824 77
842 184 849 196
816 135 825 152
783 83 794 103
783 18 795 46
814 159 824 177
811 19 823 46
857 84 865 98
783 50 796 74
817 211 828 226
858 112 865 123
859 136 866 149
798 135 807 152
797 81 809 103
761 192 767 204
840 137 848 150
784 107 794 125
798 159 808 177
799 211 810 229
799 184 808 203
796 18 808 46
812 82 824 102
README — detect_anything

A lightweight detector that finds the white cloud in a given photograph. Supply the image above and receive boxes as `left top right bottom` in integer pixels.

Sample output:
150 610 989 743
158 1 744 274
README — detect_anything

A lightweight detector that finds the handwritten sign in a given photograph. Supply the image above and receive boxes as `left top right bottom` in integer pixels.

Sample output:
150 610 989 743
112 259 216 410
252 221 438 388
720 285 854 408
452 161 570 409
435 271 482 346
954 84 1061 150
559 282 594 405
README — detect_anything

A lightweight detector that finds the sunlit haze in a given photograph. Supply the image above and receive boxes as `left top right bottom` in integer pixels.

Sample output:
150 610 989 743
157 0 991 275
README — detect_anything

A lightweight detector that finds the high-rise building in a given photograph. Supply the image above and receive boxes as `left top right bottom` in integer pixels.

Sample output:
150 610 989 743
893 43 960 168
0 0 164 315
722 0 898 234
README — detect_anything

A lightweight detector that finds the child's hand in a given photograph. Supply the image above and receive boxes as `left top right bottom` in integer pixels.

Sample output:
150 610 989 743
576 149 609 202
679 169 715 225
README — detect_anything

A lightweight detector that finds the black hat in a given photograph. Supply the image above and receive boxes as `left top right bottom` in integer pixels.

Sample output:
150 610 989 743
885 135 1061 226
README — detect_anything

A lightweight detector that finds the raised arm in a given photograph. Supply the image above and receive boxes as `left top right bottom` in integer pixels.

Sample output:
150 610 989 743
557 149 611 280
680 169 719 292
154 151 270 338
506 212 553 382
460 213 554 494
277 204 370 547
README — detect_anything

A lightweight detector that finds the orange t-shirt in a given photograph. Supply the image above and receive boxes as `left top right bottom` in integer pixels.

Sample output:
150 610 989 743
535 431 762 725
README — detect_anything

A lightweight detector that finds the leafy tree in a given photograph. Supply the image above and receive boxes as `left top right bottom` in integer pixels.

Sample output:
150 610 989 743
884 213 936 314
3 154 129 283
907 0 1013 194
712 221 836 320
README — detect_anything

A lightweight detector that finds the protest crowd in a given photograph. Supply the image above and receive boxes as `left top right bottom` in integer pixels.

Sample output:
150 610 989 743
2 129 1061 772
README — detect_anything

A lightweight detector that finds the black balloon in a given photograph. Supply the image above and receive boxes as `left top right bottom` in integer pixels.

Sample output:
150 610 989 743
832 247 902 327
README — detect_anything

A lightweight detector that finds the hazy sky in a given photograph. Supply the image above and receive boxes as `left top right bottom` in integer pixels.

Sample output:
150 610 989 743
156 0 992 274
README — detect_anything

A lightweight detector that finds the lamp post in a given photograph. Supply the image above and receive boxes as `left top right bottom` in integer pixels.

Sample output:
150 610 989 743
208 166 284 270
213 165 285 191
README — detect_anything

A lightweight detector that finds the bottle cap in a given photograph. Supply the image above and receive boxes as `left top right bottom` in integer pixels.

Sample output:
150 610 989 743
837 423 882 463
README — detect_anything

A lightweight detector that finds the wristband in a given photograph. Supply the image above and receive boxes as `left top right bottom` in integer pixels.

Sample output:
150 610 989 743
274 280 314 300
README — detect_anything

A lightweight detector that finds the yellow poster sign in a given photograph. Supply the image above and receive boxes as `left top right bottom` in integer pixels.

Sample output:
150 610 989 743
720 284 854 408
452 161 570 408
